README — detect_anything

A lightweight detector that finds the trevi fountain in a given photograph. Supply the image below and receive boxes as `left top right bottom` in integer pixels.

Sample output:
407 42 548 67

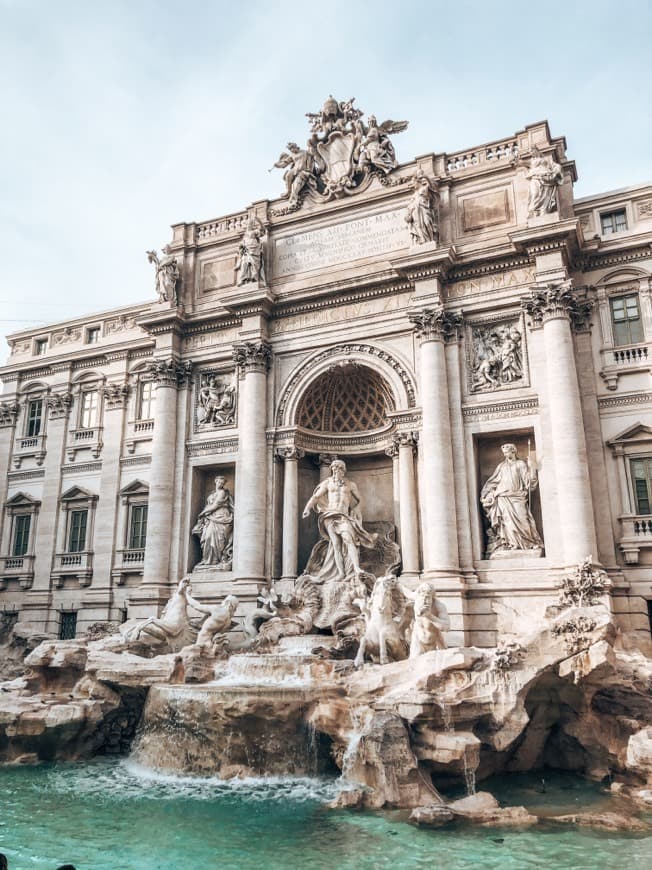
1 97 652 868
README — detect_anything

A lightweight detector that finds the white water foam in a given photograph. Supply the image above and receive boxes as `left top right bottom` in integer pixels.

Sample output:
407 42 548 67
45 758 344 804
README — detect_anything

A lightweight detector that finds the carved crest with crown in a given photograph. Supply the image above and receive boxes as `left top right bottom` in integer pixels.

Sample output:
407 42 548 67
271 96 408 214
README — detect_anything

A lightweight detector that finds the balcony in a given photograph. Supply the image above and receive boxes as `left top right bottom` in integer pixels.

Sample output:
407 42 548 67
600 342 651 390
12 433 46 469
125 419 154 455
52 550 93 586
66 427 103 462
0 554 35 589
617 515 652 565
112 548 145 583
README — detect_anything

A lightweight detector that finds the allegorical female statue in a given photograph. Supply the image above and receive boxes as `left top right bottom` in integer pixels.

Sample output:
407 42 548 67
192 476 234 569
480 443 543 556
146 245 180 304
522 146 563 217
404 169 439 245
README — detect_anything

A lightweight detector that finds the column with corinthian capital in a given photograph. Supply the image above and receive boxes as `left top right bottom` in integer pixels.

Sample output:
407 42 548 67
232 341 271 579
277 446 305 581
409 307 462 577
139 359 191 605
521 281 597 564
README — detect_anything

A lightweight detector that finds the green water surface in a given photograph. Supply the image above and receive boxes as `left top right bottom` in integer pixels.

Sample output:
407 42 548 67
1 761 651 870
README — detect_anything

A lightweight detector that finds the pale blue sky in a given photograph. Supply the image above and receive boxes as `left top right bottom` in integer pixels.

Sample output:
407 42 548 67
0 0 650 355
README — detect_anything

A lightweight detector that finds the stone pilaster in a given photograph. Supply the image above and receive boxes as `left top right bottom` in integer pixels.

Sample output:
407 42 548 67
138 360 191 609
409 307 461 578
0 400 19 525
84 381 130 621
393 432 420 579
23 391 72 629
277 446 305 581
521 281 598 564
232 341 271 580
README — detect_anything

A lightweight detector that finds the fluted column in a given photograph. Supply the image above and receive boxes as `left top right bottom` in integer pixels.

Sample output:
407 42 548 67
31 392 73 596
409 307 462 577
277 446 305 581
522 281 597 564
233 341 271 579
89 381 129 615
141 360 190 590
394 432 420 577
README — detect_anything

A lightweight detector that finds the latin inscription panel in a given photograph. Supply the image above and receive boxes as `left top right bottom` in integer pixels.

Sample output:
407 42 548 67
273 209 409 278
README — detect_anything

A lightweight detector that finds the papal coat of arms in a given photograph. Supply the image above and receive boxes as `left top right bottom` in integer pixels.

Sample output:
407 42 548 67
272 96 408 213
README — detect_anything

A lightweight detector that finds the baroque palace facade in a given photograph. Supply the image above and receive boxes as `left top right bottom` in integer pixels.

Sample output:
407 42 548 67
1 100 652 647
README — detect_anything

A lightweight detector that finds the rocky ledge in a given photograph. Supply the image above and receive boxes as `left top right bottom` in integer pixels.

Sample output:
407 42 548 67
1 602 651 830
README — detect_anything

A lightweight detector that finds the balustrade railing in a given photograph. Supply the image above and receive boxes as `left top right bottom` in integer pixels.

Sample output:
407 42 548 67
446 139 519 173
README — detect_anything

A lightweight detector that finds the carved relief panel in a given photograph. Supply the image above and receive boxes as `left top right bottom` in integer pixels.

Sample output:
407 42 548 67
194 371 237 432
466 314 529 395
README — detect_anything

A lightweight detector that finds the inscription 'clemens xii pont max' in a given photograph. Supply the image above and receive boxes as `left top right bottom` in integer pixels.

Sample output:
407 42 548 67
273 209 409 278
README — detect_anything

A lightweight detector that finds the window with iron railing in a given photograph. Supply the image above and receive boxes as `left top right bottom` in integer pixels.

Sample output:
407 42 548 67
59 611 77 640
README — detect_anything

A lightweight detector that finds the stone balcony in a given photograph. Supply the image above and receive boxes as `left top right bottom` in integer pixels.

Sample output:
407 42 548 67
52 551 93 586
600 342 651 390
616 515 652 564
112 548 145 583
12 433 46 469
66 427 103 462
0 554 35 589
124 419 154 455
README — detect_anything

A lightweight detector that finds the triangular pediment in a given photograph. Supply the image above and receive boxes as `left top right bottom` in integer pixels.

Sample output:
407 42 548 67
60 485 97 502
119 479 149 497
6 491 41 508
607 423 652 446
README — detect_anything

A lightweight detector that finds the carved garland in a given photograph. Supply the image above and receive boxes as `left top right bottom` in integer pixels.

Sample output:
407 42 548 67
275 343 416 428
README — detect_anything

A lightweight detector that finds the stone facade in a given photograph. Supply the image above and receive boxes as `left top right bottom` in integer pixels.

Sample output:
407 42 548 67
1 111 651 648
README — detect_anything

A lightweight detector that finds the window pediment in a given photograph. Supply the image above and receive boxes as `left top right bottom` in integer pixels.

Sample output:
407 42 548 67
6 492 41 509
60 485 98 503
119 479 149 497
608 423 652 449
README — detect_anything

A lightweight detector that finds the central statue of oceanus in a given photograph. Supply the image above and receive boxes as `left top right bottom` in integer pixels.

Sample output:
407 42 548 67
302 459 378 581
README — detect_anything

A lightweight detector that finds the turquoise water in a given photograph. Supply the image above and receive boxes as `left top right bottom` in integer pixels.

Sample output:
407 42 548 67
1 761 651 870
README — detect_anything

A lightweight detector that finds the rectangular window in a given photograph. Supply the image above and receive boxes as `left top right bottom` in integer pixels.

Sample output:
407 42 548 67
80 390 98 429
34 338 48 356
601 209 628 235
26 399 43 437
86 326 100 344
68 509 88 552
610 294 644 346
12 514 31 557
59 611 78 640
128 504 148 549
631 458 652 514
138 381 155 420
